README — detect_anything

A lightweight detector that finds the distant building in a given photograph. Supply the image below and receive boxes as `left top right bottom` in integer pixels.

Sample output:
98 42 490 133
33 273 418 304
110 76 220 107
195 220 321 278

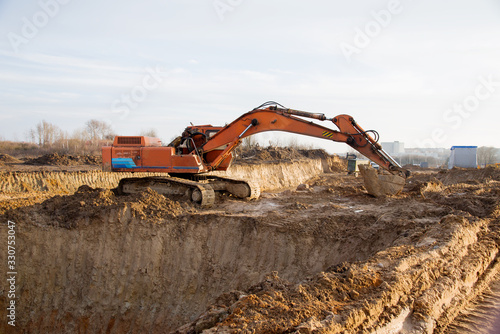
381 141 405 154
448 146 477 169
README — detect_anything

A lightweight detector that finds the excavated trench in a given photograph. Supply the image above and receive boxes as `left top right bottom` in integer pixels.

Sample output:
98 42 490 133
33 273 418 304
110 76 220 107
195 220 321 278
0 161 499 333
0 203 405 333
0 158 341 333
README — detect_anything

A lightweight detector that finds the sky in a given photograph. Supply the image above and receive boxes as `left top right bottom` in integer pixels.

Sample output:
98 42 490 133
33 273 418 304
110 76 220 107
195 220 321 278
0 0 499 153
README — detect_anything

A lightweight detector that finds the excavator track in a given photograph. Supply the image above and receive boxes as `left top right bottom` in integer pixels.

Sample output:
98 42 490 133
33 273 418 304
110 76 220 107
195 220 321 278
116 175 260 208
202 176 261 200
117 176 215 208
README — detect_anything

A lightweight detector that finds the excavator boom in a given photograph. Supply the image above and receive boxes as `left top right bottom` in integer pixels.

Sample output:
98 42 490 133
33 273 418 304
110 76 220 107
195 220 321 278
199 105 406 176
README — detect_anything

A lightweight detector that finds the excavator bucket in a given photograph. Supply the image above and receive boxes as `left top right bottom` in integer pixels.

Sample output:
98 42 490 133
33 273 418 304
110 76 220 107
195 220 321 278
358 165 405 197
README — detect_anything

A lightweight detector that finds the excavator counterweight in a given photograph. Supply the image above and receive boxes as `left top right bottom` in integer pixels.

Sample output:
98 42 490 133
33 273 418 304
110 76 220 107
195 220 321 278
102 102 408 205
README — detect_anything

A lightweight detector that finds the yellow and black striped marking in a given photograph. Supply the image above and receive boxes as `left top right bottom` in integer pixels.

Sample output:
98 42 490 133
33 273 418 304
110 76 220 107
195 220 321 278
322 131 335 138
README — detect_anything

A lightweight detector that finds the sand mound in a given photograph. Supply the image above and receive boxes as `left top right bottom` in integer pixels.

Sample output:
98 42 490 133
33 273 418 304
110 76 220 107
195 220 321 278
234 147 346 172
6 186 189 229
0 153 22 163
436 167 500 185
236 146 305 163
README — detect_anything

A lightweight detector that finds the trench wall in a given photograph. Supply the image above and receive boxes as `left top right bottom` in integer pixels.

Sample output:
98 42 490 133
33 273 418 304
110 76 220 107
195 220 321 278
0 158 330 194
0 208 395 333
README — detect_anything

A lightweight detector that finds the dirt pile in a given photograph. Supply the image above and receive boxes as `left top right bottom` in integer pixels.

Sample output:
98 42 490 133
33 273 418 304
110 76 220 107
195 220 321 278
435 166 500 185
405 169 500 219
235 146 307 164
326 154 347 172
6 185 190 229
234 146 345 170
232 146 346 175
0 153 22 163
0 193 53 215
297 148 330 159
24 153 101 166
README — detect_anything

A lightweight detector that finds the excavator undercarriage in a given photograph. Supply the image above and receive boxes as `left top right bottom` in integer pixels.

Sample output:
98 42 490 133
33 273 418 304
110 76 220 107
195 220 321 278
116 175 260 208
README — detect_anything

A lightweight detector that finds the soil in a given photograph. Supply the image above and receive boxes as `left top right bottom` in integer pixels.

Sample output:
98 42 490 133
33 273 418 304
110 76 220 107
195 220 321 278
0 154 23 164
0 153 499 333
6 185 192 229
0 153 102 172
174 170 500 333
234 147 344 168
24 153 102 166
235 146 306 163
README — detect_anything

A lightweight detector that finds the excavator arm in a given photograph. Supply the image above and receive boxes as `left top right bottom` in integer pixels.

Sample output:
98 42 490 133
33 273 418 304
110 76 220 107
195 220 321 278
200 103 407 177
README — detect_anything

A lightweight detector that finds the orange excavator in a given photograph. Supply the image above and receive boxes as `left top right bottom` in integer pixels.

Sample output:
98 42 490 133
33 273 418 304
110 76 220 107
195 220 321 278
102 102 408 206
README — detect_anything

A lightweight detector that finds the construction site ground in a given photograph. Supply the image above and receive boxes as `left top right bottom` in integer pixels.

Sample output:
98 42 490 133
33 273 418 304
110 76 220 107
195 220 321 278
0 149 499 333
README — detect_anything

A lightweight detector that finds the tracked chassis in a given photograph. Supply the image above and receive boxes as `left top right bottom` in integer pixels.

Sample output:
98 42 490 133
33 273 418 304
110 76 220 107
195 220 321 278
116 175 260 208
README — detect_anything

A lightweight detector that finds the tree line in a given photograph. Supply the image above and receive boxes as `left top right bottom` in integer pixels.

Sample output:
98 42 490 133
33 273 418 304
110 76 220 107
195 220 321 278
23 119 116 155
0 120 158 156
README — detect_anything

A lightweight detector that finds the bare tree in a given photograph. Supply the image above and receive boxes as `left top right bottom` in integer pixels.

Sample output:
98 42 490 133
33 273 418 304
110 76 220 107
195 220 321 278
477 146 497 166
85 119 113 143
28 120 61 147
27 128 36 143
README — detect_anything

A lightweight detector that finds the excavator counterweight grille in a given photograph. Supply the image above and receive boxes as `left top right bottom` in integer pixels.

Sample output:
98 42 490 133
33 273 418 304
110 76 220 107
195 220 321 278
117 137 142 145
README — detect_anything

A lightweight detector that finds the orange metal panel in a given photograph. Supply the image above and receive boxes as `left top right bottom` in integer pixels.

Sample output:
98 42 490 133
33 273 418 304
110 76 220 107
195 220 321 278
205 150 231 164
140 147 174 168
170 154 205 173
112 147 141 166
102 146 112 171
215 157 232 170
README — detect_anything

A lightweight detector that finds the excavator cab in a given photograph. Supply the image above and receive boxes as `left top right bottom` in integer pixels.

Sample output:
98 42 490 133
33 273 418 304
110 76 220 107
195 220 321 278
169 125 234 171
